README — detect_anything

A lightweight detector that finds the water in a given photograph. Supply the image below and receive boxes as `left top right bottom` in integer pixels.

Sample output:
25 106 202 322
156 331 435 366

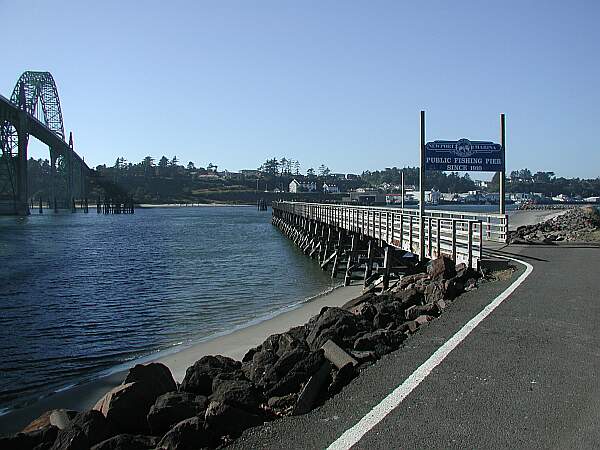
0 207 337 414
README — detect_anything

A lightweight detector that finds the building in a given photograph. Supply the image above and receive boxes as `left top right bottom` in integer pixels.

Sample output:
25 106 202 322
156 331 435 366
552 194 573 203
218 170 243 181
289 179 317 193
323 183 340 194
240 169 261 177
346 189 386 205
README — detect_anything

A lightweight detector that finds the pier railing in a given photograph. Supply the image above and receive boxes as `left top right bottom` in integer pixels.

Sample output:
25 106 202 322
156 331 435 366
272 201 508 268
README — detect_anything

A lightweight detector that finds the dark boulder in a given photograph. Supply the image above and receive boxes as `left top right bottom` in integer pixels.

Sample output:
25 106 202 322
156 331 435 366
242 349 277 384
267 393 298 410
373 311 394 329
393 287 423 306
349 350 378 363
275 329 309 356
465 277 478 291
204 401 265 437
306 307 368 351
124 363 177 396
147 391 208 435
94 363 177 434
349 302 377 322
91 434 158 450
157 416 214 450
427 256 456 280
397 273 430 289
210 378 265 412
424 281 445 303
94 382 158 434
51 410 115 450
353 330 393 356
443 279 464 299
0 426 58 450
258 347 308 390
266 350 324 397
179 355 240 395
328 363 356 396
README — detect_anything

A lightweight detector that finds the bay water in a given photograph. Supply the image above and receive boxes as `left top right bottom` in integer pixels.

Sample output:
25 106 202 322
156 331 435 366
0 206 337 414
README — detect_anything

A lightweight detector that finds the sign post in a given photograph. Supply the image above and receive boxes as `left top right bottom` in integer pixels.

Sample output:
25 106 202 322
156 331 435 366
418 111 506 261
419 110 426 262
499 113 506 214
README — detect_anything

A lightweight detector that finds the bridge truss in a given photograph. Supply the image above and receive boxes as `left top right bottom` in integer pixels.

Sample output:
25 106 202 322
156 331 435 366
0 71 87 214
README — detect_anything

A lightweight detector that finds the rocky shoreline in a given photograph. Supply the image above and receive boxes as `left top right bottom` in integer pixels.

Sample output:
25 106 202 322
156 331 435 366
1 256 505 450
509 206 600 244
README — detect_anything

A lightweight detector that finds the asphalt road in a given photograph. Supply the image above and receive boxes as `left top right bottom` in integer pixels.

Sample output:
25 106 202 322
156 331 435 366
234 242 600 449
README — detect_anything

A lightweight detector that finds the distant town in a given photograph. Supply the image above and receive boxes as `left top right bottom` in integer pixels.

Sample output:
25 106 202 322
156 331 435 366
26 155 600 206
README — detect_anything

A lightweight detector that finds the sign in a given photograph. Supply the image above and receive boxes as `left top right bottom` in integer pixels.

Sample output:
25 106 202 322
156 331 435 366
424 138 503 172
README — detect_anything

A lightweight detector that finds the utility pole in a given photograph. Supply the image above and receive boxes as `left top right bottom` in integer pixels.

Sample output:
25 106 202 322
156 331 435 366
499 113 506 214
419 110 426 261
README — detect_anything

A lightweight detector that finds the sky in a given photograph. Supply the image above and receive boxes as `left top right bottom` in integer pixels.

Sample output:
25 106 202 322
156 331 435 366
1 0 599 179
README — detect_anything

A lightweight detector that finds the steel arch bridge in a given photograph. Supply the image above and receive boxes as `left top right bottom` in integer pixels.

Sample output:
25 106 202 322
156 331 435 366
0 71 90 214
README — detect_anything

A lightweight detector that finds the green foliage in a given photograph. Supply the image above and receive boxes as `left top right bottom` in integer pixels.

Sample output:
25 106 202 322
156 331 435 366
361 166 476 192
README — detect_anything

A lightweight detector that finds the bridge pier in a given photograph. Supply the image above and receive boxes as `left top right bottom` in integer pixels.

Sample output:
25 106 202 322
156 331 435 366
272 207 419 293
50 148 58 212
15 112 29 215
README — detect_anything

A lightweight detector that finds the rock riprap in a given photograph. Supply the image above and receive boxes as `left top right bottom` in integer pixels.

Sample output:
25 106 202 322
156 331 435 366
3 256 490 449
510 206 600 243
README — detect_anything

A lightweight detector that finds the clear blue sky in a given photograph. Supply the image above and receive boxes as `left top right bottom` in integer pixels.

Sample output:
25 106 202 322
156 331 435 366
2 0 599 179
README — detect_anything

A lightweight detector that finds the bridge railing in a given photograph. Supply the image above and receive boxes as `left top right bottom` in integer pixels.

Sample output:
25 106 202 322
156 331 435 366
272 201 508 268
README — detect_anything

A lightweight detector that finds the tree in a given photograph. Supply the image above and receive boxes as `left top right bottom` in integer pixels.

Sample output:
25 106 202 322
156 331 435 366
142 156 154 166
518 168 532 181
279 158 289 175
260 158 280 176
292 160 301 175
187 161 195 170
533 171 555 183
170 156 179 166
318 164 330 177
114 157 126 170
158 156 169 168
306 168 315 177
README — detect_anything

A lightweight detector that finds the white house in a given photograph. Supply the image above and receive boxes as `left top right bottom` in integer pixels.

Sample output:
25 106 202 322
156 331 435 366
289 179 317 193
323 183 340 194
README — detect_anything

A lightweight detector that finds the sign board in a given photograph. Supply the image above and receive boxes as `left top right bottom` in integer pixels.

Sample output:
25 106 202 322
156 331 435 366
424 138 503 172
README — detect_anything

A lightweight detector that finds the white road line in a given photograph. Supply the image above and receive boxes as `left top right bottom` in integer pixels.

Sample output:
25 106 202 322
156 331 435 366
327 255 534 450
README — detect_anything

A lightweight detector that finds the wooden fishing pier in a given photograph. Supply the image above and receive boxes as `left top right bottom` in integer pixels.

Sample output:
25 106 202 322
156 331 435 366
272 201 508 290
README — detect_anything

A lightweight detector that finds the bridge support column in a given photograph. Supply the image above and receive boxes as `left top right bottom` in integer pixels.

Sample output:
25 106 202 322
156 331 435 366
50 148 58 212
67 133 74 212
15 114 29 215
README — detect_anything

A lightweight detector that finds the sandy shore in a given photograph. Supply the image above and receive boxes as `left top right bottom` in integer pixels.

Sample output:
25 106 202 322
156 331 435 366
0 283 363 435
137 203 253 208
507 208 569 230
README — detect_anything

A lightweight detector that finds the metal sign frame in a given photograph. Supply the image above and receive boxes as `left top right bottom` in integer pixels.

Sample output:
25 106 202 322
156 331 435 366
418 111 506 261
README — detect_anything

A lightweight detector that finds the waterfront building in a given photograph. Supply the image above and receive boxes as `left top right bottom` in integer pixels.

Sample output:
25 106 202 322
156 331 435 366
323 183 340 194
289 179 317 193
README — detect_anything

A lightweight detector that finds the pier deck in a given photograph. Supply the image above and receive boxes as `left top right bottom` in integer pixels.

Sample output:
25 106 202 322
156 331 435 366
272 201 508 288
